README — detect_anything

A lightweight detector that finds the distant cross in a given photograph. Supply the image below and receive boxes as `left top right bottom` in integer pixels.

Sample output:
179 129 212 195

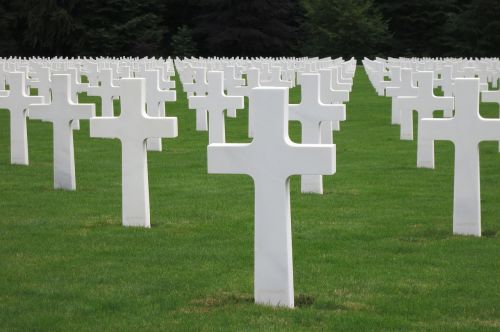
185 68 209 131
398 71 454 168
29 74 95 190
481 88 500 152
245 68 262 138
0 72 44 165
208 86 335 308
136 69 176 151
418 78 500 236
318 68 349 143
90 78 178 228
189 71 243 144
387 68 418 125
289 73 345 194
87 68 120 117
223 66 245 118
260 66 293 87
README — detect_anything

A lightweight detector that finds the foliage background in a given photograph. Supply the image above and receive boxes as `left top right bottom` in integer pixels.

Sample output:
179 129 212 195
0 0 498 58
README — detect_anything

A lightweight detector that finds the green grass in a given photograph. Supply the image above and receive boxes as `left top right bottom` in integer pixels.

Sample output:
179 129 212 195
0 67 499 331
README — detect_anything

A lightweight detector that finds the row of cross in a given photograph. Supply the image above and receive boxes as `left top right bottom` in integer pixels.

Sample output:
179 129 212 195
364 57 500 237
0 56 355 308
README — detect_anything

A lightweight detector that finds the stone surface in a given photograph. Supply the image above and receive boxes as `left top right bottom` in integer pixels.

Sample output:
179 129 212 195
90 78 177 228
207 86 335 308
418 78 500 236
29 74 95 190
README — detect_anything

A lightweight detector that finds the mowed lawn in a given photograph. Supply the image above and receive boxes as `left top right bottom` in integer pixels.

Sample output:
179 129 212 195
0 67 499 331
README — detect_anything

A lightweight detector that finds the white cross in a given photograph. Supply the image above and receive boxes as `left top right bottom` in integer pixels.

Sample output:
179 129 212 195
481 88 500 152
208 86 335 308
398 72 454 164
189 71 243 144
185 68 209 131
0 72 44 165
223 66 245 118
418 78 500 236
87 68 119 117
29 74 95 190
318 69 349 143
90 78 177 228
260 66 292 87
137 69 176 151
387 68 418 125
289 73 345 194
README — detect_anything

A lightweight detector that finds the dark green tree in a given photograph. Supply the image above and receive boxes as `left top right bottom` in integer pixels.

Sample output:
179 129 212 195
170 25 198 57
301 0 390 59
443 0 500 57
374 0 465 57
192 0 303 57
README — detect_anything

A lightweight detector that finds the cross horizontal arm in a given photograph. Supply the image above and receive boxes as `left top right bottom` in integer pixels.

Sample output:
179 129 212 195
207 143 251 175
142 117 178 139
285 144 336 176
89 117 121 139
420 118 457 141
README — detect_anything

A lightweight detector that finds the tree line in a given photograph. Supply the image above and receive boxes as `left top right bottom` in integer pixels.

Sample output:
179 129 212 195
0 0 498 58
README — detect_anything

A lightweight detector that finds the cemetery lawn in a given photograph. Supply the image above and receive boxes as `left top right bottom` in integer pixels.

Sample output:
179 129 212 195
1 67 499 331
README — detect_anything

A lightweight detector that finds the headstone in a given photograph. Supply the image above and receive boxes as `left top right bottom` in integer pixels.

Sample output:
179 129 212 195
0 72 44 165
90 78 178 227
418 78 500 236
481 88 500 152
289 73 345 194
138 69 176 151
387 68 418 125
208 86 335 308
189 71 243 144
29 74 95 190
398 71 454 144
87 68 119 117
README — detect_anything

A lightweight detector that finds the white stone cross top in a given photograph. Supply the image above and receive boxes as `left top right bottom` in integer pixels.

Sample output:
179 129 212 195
0 71 44 165
28 66 51 103
87 68 119 117
260 66 293 87
398 71 454 144
186 68 210 131
387 68 418 125
481 88 500 152
418 78 500 236
223 66 245 118
29 74 95 190
244 68 262 138
137 69 176 152
318 68 349 143
189 71 243 144
289 73 345 194
90 78 178 228
207 86 335 308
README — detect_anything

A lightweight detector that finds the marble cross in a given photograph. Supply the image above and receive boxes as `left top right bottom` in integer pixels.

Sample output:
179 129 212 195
87 68 119 117
387 68 418 125
186 68 209 131
223 66 245 118
318 68 349 143
398 71 454 147
245 68 262 138
289 73 345 194
481 88 500 152
137 69 176 151
208 86 335 308
0 71 44 165
90 78 178 228
189 71 243 144
29 74 95 190
418 78 500 236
